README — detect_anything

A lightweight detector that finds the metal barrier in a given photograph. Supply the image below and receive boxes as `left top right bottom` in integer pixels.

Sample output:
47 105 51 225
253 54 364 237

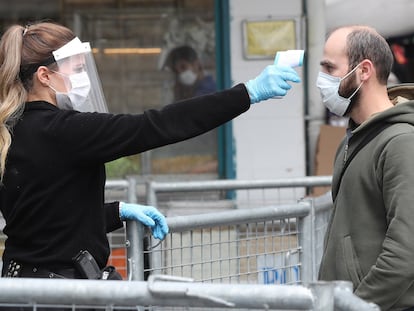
141 194 332 285
0 176 379 310
139 176 332 283
0 176 332 274
0 277 379 310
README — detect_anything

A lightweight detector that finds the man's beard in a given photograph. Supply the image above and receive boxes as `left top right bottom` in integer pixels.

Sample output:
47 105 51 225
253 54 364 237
338 71 361 116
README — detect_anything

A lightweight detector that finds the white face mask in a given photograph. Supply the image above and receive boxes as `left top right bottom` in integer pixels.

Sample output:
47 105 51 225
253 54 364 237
179 69 198 86
50 71 92 112
316 65 363 116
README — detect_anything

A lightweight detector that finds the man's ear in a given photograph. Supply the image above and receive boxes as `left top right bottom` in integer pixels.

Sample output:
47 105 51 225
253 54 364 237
35 66 52 87
359 59 374 82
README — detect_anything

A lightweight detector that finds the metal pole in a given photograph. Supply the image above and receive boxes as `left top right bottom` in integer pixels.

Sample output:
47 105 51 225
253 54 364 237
146 180 163 274
307 281 335 310
304 0 327 175
150 176 332 192
0 277 315 309
125 176 145 281
299 198 315 283
140 151 152 175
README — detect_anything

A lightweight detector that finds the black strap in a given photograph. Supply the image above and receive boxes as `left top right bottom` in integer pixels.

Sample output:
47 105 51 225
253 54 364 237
336 122 394 194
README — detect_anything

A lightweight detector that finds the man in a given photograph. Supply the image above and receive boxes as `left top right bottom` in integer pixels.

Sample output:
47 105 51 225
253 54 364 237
317 25 414 311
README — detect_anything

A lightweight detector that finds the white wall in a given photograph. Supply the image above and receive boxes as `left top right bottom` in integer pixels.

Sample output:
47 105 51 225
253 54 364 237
326 0 414 37
229 0 306 181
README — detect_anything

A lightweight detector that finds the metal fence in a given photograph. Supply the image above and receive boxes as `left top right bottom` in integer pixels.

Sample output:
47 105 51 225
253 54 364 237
0 277 379 310
0 176 380 310
139 176 333 284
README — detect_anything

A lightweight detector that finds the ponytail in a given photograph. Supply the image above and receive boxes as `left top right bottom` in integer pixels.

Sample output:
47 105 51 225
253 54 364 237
0 25 27 181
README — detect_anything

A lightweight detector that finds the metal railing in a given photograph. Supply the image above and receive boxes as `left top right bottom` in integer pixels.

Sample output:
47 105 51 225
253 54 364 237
0 277 379 310
139 193 332 284
0 176 379 310
146 176 333 210
136 176 332 283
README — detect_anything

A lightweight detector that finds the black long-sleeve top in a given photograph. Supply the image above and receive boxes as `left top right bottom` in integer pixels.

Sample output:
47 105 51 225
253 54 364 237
0 84 250 270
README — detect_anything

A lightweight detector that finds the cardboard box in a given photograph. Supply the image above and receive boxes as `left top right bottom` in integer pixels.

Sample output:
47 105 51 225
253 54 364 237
312 124 346 196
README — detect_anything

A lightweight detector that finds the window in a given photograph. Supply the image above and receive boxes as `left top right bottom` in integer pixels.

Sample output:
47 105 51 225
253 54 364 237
64 1 218 177
0 0 217 178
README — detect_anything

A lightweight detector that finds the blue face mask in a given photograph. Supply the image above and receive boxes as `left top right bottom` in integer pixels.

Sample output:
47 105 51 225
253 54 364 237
316 64 363 116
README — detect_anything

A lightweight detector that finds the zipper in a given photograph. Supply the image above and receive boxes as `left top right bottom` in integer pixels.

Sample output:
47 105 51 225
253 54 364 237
343 128 353 167
343 143 349 166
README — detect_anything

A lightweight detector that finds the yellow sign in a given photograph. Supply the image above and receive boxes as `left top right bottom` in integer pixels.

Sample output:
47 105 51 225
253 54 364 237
243 19 297 59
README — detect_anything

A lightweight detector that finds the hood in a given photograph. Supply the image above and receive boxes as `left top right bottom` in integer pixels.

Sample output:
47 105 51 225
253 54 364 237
388 83 414 105
383 83 414 126
371 83 414 127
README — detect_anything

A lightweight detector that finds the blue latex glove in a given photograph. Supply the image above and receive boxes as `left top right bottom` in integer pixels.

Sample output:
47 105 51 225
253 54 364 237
245 65 301 104
119 202 169 240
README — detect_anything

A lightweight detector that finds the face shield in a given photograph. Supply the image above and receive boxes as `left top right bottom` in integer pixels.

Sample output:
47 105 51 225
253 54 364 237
52 37 108 113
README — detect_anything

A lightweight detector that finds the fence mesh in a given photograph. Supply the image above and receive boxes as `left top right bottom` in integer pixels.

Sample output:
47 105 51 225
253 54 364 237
145 218 301 284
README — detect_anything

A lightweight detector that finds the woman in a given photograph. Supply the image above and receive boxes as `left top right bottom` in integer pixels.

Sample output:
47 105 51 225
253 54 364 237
0 21 300 279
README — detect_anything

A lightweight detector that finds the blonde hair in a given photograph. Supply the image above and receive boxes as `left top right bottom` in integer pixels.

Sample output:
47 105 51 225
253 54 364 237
0 22 75 180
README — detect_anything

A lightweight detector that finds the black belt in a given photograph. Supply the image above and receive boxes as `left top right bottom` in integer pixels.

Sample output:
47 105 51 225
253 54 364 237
4 260 83 279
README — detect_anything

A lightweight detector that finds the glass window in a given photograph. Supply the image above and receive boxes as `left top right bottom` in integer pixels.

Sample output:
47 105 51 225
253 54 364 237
64 2 217 178
0 0 217 178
